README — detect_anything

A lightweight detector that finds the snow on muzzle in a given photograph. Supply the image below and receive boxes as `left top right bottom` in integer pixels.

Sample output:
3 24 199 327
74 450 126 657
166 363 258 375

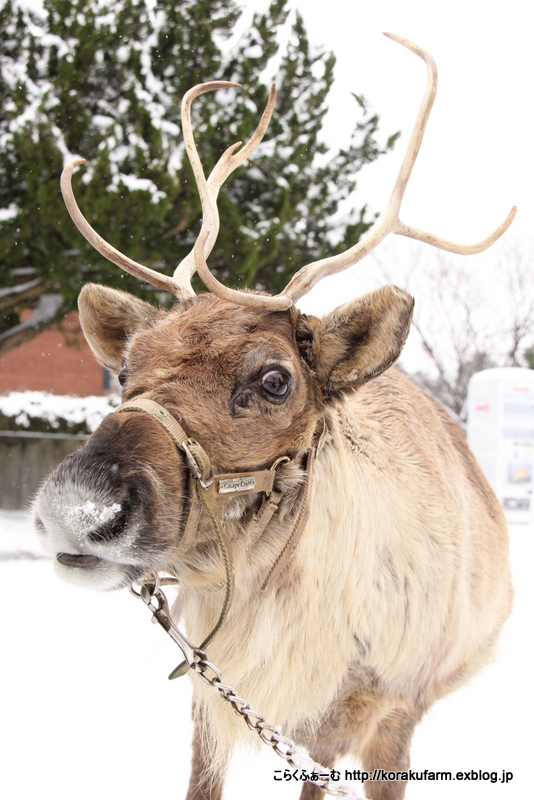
33 453 157 590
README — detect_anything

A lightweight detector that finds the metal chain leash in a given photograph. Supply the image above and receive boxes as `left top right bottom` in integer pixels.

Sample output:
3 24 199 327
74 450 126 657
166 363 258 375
132 580 366 800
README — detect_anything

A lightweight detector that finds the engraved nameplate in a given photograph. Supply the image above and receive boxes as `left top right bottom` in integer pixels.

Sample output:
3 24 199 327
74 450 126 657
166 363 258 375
218 476 256 494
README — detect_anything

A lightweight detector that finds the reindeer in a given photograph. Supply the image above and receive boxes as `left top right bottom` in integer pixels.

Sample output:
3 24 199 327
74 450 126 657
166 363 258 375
34 35 514 800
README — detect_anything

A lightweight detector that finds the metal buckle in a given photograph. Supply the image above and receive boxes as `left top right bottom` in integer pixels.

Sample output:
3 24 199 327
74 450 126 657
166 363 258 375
182 438 214 489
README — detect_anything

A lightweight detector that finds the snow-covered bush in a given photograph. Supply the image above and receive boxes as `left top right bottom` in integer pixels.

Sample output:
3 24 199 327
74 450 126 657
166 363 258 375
0 391 120 435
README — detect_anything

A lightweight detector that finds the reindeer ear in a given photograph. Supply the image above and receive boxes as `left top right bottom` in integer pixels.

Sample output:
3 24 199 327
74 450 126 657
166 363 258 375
78 284 164 373
298 286 414 396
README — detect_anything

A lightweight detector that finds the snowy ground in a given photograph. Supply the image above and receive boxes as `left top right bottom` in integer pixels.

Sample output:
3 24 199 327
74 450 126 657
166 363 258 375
0 509 531 800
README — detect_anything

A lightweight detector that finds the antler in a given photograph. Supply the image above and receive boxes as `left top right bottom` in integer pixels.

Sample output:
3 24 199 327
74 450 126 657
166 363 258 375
62 36 515 310
280 33 516 303
60 158 184 295
173 81 281 302
60 82 277 299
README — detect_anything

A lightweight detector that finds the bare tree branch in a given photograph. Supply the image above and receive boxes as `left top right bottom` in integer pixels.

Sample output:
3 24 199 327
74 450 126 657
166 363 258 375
370 240 534 418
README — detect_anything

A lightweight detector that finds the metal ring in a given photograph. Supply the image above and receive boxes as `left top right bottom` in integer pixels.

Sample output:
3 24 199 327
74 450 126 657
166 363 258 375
270 455 290 471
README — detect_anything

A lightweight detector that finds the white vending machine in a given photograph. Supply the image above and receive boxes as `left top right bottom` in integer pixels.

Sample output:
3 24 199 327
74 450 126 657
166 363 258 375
467 367 534 525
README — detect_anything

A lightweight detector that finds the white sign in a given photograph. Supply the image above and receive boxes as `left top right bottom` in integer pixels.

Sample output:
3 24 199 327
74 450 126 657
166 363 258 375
467 367 534 525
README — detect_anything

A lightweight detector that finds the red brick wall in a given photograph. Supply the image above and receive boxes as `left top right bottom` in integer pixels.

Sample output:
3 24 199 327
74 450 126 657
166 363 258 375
0 312 106 396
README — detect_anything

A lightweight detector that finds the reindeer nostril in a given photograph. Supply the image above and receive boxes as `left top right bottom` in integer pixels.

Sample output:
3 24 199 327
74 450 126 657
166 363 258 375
87 489 136 543
34 516 46 534
89 509 128 542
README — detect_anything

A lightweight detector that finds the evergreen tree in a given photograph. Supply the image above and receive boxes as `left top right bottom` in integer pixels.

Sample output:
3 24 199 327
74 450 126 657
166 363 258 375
0 0 396 354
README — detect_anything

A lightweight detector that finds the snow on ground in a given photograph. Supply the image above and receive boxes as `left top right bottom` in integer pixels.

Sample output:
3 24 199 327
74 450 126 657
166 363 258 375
0 509 531 800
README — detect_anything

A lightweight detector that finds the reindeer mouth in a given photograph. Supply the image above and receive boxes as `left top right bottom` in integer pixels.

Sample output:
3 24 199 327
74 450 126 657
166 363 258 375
54 549 146 591
56 552 104 568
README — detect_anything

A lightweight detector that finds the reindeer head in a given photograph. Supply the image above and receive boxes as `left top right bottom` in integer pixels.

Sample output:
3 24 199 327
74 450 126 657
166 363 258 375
34 35 514 592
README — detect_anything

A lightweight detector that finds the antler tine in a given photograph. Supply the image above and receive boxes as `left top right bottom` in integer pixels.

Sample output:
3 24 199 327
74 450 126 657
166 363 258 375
282 33 517 304
60 159 184 296
172 81 279 298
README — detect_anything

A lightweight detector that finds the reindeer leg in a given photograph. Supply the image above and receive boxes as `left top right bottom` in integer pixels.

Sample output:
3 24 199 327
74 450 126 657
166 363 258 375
185 719 224 800
359 709 419 800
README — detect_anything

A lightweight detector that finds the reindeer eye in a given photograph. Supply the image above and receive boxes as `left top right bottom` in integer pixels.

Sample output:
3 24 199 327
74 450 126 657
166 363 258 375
118 365 129 387
260 370 290 397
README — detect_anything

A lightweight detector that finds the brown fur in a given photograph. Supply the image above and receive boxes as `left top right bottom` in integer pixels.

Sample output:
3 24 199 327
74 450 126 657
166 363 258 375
34 283 512 800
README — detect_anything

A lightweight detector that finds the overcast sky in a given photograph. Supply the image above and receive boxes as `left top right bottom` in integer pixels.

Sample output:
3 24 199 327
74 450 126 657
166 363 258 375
234 0 531 317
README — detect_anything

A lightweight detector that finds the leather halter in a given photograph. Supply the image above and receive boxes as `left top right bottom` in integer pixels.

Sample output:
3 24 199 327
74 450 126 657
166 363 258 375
116 397 298 558
115 396 325 675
